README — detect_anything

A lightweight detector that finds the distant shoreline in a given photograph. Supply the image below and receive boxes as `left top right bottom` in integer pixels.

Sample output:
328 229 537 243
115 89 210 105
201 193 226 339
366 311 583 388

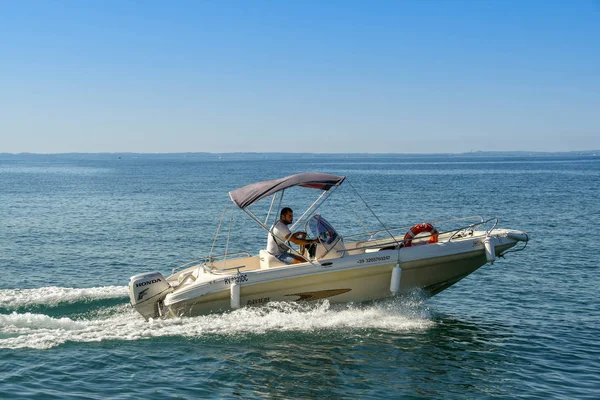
0 150 598 160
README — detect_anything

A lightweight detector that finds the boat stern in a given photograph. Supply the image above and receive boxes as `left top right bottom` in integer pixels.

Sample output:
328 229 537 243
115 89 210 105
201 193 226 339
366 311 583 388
128 272 173 320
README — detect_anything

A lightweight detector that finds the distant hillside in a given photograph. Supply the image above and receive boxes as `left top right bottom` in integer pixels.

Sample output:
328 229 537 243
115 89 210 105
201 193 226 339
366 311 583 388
0 150 598 161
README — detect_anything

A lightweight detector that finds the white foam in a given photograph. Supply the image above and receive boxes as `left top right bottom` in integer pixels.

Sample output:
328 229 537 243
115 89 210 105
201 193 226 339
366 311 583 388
0 312 84 332
0 298 434 350
0 286 129 309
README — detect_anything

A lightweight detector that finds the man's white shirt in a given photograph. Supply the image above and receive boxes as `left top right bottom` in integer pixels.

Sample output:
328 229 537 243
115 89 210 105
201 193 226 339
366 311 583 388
267 220 291 255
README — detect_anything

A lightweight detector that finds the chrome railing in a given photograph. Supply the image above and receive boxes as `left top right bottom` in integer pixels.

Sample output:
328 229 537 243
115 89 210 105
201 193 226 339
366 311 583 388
340 216 500 254
170 251 253 275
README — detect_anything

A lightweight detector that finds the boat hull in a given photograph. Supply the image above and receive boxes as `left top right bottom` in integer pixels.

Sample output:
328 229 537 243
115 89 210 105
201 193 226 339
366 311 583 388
162 238 517 318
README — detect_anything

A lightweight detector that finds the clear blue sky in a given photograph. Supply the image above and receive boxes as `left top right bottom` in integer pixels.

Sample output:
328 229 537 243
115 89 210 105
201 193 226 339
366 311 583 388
1 0 598 153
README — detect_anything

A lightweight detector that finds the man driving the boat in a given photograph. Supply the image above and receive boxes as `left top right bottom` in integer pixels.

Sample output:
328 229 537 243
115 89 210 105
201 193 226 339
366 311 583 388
267 207 317 264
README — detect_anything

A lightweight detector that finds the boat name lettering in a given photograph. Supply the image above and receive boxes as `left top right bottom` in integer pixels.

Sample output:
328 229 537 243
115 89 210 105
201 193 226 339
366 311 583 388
247 297 270 306
136 278 162 287
224 274 248 285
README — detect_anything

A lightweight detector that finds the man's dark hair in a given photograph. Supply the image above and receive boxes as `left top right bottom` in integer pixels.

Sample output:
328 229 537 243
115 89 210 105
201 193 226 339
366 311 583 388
280 207 293 218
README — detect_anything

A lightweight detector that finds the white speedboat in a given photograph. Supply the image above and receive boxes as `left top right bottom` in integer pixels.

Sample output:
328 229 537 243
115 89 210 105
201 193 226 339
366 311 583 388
129 172 529 320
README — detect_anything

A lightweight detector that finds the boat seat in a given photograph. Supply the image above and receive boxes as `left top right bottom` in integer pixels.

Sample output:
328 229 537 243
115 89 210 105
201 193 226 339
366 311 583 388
259 250 286 269
176 267 202 287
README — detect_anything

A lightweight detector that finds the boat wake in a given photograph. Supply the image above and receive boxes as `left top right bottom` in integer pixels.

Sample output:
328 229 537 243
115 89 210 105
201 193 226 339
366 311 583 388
0 286 434 350
0 286 129 309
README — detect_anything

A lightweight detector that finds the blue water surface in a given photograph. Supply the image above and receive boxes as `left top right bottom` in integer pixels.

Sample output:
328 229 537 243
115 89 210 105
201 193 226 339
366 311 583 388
1 154 598 399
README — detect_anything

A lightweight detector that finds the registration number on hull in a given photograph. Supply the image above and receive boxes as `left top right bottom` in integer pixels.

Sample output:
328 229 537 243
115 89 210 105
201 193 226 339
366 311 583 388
223 274 248 285
357 255 391 265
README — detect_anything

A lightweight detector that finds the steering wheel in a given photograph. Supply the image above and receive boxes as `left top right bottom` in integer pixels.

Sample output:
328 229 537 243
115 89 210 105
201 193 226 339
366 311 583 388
295 231 307 240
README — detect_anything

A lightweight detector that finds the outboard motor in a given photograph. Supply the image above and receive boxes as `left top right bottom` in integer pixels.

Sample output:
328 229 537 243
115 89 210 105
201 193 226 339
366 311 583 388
129 272 172 320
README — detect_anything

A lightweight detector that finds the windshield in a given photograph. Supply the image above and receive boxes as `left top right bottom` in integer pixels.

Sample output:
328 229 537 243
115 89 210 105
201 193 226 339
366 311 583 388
308 215 339 245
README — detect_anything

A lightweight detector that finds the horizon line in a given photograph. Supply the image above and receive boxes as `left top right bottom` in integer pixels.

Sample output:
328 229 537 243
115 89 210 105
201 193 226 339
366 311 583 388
1 150 599 156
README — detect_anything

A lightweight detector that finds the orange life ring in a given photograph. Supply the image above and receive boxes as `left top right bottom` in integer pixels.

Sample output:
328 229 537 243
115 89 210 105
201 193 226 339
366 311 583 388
403 223 439 247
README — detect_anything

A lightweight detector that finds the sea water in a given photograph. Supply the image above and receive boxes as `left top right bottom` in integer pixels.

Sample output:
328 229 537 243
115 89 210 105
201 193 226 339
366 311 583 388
1 153 598 399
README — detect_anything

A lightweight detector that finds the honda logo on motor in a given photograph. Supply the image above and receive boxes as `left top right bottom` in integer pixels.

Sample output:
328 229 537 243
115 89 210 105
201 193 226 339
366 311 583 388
137 288 149 301
136 278 161 287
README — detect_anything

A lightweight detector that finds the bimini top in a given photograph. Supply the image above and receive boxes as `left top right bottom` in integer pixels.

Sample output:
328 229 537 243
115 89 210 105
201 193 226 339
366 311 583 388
229 172 346 209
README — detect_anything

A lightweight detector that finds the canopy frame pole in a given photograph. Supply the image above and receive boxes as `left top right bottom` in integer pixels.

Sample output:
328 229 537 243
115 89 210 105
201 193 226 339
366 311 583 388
264 192 278 226
346 179 400 248
209 206 229 261
340 188 371 233
290 184 342 231
276 189 285 223
241 207 266 230
222 206 235 267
